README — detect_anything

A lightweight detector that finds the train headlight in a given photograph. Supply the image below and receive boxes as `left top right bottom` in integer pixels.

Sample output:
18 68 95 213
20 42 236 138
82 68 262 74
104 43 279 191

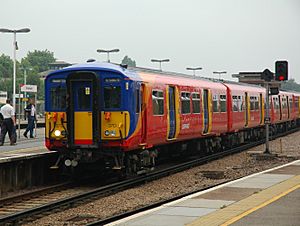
54 130 61 137
104 130 117 136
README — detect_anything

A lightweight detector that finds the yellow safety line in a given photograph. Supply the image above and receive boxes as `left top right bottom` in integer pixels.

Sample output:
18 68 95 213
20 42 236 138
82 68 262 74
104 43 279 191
221 184 300 226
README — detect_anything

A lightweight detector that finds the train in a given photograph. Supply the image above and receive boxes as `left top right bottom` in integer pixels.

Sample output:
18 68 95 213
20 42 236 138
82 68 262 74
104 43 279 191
44 62 300 174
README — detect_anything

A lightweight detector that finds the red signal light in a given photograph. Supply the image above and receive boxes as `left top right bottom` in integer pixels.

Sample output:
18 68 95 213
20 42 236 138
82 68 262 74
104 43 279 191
275 61 288 81
279 75 285 81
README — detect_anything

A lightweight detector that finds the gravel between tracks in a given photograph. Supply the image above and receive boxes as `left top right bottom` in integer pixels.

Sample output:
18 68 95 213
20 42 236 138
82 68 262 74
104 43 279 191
25 131 300 226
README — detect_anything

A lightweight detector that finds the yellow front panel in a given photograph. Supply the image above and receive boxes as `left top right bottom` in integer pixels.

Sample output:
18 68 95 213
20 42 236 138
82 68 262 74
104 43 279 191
101 111 130 140
74 112 93 140
45 112 67 139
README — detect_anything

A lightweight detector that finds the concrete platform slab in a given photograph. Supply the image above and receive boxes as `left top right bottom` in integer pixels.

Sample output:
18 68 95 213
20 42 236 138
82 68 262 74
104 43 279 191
117 214 197 226
154 206 215 217
269 165 300 175
193 187 261 201
172 198 234 209
254 173 294 179
227 174 294 189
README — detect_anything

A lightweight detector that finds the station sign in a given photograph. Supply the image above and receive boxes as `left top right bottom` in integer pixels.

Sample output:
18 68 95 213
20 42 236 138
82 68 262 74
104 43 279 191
20 84 37 93
14 94 24 98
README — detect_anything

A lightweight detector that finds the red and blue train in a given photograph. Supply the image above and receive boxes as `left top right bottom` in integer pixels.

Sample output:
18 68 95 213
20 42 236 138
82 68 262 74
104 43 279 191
44 62 300 173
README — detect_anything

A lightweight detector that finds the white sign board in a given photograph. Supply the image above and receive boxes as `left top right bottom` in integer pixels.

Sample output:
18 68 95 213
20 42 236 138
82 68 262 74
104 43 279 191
14 94 24 98
20 84 37 93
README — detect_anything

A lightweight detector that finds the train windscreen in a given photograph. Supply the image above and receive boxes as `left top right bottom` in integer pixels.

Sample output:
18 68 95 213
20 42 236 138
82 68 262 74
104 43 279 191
104 86 121 108
49 78 67 111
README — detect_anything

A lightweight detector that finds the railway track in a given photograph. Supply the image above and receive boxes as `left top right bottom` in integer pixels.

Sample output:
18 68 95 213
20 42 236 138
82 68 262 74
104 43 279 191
0 127 298 225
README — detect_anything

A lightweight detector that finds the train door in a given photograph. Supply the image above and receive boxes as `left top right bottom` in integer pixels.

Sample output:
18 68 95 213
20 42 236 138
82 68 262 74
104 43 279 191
259 93 264 124
140 83 147 144
279 95 282 120
203 89 209 133
168 86 176 139
287 97 290 118
67 72 100 148
245 92 249 127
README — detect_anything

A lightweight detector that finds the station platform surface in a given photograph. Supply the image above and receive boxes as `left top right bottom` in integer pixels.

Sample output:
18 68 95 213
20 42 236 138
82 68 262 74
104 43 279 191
0 127 53 163
110 160 300 226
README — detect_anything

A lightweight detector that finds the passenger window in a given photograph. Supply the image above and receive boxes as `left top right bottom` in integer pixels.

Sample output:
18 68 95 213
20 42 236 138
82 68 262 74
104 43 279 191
220 95 227 112
232 96 238 112
254 97 259 110
181 92 191 114
104 86 121 108
192 93 200 114
152 90 164 115
213 94 219 112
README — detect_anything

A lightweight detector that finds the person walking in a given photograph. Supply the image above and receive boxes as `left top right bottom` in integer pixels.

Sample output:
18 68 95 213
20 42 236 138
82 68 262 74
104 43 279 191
23 98 36 138
0 99 16 146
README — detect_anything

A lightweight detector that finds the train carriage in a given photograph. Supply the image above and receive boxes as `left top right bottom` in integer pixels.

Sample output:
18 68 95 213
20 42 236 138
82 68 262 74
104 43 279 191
45 62 299 174
223 83 265 132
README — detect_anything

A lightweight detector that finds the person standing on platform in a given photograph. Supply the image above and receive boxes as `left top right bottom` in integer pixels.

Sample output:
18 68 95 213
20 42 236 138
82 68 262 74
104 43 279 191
0 99 16 146
23 98 36 138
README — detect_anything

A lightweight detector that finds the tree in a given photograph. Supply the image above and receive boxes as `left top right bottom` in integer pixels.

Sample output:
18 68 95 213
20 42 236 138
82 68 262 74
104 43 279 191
121 55 136 67
281 79 300 92
0 54 13 79
22 49 56 72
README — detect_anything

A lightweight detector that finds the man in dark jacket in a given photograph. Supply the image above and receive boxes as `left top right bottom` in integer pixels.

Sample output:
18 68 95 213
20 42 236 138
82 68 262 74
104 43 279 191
23 99 36 138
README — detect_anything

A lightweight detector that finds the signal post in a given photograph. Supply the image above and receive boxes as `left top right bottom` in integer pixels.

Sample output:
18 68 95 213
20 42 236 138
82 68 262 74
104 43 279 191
261 61 288 154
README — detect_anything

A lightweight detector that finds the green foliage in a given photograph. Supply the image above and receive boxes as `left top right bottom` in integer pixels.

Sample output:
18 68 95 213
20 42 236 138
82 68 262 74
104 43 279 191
0 54 13 78
121 55 136 67
22 49 56 72
0 79 12 96
281 79 300 92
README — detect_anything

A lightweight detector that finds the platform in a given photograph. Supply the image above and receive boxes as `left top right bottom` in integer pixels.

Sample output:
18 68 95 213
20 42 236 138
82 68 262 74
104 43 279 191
109 160 300 226
0 127 53 163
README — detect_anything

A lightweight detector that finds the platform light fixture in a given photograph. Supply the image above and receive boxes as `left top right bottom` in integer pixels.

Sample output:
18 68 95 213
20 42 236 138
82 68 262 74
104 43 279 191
213 71 227 80
186 67 202 78
0 28 31 108
151 59 170 71
96 48 120 63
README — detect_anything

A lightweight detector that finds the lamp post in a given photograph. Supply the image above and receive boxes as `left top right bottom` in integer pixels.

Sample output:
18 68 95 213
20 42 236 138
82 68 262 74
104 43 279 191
213 71 227 80
20 67 32 109
151 59 170 71
186 67 202 78
96 49 120 63
0 28 30 108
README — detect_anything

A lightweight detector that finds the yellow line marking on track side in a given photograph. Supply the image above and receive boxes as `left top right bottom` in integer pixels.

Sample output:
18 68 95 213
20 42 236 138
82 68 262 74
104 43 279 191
221 184 300 226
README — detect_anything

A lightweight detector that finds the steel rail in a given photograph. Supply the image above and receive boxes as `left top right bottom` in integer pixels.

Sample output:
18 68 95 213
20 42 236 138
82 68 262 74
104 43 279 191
0 126 298 225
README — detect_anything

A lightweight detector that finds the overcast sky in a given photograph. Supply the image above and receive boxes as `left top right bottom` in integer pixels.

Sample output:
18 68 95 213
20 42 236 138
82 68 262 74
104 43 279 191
1 0 299 81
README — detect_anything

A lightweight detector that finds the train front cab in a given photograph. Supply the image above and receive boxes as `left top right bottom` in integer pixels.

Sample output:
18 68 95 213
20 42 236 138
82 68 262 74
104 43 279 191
45 68 133 168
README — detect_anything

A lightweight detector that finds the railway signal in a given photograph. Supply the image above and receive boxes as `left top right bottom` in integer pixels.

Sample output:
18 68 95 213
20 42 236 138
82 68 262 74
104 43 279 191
275 61 288 81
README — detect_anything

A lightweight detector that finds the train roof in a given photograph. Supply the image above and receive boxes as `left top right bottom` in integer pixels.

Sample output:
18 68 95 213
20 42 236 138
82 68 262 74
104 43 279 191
46 62 298 96
46 62 128 78
223 81 266 93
